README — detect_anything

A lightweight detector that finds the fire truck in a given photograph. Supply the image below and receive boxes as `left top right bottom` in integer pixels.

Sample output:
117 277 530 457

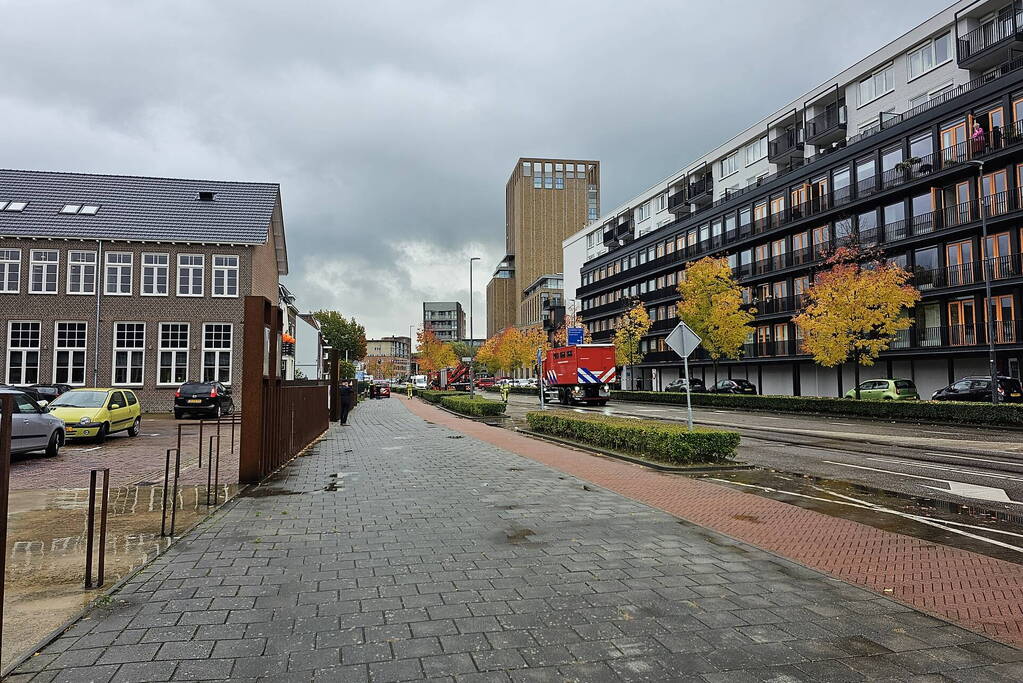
433 362 471 390
542 344 616 405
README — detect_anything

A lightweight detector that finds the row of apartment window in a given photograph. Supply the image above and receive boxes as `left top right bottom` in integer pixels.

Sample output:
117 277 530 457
0 249 239 297
583 101 1023 289
5 321 233 387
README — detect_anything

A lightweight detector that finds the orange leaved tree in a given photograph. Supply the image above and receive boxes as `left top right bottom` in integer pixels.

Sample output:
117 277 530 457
613 300 652 390
793 247 920 398
677 257 755 384
416 329 457 374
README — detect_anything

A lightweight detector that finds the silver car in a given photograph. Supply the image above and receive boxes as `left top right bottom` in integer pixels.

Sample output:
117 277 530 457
0 388 65 456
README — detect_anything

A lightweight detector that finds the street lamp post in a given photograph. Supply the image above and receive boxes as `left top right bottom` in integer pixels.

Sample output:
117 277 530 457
966 159 999 405
469 256 480 398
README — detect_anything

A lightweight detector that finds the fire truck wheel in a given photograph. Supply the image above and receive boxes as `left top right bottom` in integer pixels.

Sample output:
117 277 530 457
596 400 608 406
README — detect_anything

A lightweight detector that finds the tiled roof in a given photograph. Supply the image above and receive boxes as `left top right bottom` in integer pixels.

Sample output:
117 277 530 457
0 168 280 245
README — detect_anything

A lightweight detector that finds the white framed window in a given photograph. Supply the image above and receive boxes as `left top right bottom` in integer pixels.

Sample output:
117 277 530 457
202 323 233 383
0 249 20 293
720 151 739 177
112 322 146 386
142 253 169 296
908 32 951 80
745 136 767 166
67 251 97 295
655 193 667 211
29 250 58 294
104 252 132 295
212 255 239 297
177 254 204 296
635 202 651 222
158 323 189 385
7 321 40 384
54 321 88 385
859 63 894 106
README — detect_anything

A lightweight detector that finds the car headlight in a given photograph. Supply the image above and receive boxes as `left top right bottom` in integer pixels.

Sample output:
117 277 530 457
79 416 91 424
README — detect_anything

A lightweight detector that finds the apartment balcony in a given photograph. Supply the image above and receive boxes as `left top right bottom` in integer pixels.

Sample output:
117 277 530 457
687 175 713 207
957 4 1023 71
602 216 634 250
805 104 847 147
893 322 1022 349
753 294 808 316
767 128 804 164
914 253 1023 292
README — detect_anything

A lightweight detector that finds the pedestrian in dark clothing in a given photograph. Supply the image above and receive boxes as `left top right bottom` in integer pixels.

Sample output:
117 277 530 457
339 382 355 424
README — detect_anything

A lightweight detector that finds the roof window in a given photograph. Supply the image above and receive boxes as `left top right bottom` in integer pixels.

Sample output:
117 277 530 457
60 204 100 215
4 201 27 212
197 191 217 201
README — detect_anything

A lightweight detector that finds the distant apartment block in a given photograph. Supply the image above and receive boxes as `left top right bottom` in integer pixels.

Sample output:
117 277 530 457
423 301 465 342
365 335 412 378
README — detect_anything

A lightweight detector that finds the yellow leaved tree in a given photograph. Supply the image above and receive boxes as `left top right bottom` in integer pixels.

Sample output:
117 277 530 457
676 256 755 384
517 326 551 375
793 247 920 398
613 301 652 390
416 329 457 374
475 332 505 376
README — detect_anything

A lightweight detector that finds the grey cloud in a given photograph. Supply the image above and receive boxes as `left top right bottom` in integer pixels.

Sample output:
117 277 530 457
1 0 940 337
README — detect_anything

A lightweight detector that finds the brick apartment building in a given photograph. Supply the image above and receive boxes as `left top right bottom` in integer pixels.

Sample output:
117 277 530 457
0 168 288 409
365 335 411 379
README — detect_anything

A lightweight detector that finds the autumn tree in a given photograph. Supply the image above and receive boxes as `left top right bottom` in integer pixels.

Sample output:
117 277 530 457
416 329 457 373
312 311 367 361
793 247 921 398
677 257 755 384
369 358 398 379
613 301 652 390
518 326 551 371
475 333 505 375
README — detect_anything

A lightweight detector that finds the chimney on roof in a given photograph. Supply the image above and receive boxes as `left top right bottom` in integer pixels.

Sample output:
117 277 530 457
197 191 217 201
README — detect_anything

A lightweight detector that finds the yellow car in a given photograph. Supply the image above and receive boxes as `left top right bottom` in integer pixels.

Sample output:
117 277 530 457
47 388 143 440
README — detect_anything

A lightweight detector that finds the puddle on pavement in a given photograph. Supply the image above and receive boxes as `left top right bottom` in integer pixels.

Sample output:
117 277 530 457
239 487 306 498
3 482 239 671
708 469 1023 563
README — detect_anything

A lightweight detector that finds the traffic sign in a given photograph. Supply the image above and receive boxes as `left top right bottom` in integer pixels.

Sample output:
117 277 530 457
566 327 584 346
665 322 701 358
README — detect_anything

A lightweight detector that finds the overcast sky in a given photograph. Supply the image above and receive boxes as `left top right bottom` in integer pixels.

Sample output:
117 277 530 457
1 0 943 342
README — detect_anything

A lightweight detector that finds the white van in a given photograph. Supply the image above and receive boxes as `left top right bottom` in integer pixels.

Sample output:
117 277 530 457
411 375 429 389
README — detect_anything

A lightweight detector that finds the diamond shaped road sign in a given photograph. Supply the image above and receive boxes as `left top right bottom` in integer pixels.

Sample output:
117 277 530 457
665 321 701 358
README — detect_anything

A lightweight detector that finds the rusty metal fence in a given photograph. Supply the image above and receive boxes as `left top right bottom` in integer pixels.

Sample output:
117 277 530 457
240 297 329 483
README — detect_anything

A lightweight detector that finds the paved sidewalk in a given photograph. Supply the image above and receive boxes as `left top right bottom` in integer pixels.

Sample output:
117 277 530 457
11 399 1022 681
413 398 1023 647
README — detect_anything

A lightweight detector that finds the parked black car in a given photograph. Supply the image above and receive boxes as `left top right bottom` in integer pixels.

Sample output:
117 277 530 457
931 376 1023 403
174 381 235 419
708 379 758 395
664 378 706 393
28 383 72 404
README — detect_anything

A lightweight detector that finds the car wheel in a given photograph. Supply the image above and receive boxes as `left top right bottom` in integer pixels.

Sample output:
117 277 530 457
45 430 63 457
883 396 893 400
128 418 141 437
174 409 184 420
97 423 110 442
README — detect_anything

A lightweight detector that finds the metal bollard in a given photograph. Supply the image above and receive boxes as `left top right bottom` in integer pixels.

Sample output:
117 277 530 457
160 448 181 537
84 468 110 589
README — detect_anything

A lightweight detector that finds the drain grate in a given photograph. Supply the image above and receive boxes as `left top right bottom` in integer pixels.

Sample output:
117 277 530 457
447 435 464 439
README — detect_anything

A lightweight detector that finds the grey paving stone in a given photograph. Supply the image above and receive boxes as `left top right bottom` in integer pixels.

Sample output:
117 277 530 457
11 400 1020 682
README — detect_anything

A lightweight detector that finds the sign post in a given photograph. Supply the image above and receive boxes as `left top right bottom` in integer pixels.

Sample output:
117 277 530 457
665 322 702 430
536 346 545 409
464 356 475 399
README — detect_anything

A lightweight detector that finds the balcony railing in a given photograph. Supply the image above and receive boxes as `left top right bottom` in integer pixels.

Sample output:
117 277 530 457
958 5 1023 67
753 294 808 316
768 128 803 163
805 104 846 145
914 252 1023 291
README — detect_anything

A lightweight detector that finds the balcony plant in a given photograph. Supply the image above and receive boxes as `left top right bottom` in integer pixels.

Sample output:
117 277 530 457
894 156 922 178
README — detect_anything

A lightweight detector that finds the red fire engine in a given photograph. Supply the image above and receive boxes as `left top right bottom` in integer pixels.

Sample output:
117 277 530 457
542 344 616 405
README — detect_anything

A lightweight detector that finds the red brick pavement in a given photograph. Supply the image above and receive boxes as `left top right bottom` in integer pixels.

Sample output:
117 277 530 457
403 398 1023 646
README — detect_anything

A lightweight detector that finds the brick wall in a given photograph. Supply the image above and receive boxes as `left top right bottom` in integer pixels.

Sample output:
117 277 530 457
0 235 279 411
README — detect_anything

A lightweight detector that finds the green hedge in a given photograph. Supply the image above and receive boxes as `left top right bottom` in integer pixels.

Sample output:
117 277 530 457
440 395 508 417
526 410 739 465
415 389 469 404
484 385 538 395
612 390 1023 427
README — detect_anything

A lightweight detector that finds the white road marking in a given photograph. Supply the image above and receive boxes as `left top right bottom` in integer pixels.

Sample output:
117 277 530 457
821 460 1020 503
924 452 1022 465
713 478 1023 553
69 447 102 452
865 456 1023 484
829 422 856 426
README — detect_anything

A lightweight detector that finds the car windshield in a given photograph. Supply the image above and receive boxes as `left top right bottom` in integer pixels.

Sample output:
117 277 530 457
180 383 212 393
733 380 753 387
34 386 60 396
50 391 108 408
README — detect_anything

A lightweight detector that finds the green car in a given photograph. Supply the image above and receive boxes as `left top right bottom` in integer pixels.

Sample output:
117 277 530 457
844 378 919 400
